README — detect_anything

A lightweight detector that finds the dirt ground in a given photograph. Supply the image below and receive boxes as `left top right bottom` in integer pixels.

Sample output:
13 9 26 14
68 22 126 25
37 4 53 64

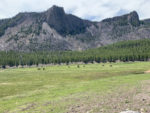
67 80 150 113
145 70 150 73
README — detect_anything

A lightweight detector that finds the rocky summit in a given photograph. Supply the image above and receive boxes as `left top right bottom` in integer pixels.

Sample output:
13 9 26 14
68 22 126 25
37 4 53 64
0 5 150 52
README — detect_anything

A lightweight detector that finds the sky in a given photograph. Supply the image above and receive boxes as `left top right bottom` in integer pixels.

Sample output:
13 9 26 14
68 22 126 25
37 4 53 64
0 0 149 21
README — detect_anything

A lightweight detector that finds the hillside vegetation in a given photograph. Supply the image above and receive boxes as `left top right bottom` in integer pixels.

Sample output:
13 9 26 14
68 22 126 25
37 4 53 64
0 39 150 67
1 6 150 52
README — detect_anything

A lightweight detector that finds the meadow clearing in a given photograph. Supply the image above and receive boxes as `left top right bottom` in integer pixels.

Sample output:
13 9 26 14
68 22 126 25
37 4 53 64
0 62 150 113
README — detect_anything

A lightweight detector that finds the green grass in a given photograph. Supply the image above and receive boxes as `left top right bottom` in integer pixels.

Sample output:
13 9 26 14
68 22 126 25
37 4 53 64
0 62 150 113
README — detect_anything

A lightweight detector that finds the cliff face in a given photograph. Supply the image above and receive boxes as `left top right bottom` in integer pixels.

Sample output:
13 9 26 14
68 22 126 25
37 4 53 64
44 6 92 36
0 5 150 51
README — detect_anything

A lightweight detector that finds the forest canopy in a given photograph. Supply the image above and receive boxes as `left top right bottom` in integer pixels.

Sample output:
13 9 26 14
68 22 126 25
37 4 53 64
0 39 150 68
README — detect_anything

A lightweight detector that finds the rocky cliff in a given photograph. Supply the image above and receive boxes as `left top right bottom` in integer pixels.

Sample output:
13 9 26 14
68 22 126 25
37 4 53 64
0 5 150 51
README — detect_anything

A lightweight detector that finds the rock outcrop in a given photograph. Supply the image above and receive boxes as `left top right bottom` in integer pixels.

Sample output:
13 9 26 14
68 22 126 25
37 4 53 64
0 5 150 51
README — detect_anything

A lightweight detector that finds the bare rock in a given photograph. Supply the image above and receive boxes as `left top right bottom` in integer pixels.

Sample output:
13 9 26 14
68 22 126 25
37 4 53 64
120 110 139 113
0 5 150 51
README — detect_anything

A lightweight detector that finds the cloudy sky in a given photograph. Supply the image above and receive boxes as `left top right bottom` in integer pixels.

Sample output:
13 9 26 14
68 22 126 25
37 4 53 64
0 0 149 21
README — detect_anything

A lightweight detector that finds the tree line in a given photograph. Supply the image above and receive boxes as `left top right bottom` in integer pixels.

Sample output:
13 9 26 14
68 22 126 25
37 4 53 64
0 39 150 68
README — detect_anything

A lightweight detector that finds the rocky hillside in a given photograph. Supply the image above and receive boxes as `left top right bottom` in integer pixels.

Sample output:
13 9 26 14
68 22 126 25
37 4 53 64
0 5 150 51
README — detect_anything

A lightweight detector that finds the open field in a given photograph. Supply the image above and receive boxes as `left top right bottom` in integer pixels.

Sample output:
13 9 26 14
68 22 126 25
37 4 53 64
0 62 150 113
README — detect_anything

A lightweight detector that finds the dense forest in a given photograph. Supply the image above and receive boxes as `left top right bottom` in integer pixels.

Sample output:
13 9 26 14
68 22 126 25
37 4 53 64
0 39 150 68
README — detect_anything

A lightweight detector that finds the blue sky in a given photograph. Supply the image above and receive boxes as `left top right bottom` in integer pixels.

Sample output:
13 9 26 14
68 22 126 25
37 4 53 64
0 0 149 21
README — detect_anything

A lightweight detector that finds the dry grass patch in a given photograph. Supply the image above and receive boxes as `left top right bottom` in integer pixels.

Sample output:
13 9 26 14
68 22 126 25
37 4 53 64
67 80 150 113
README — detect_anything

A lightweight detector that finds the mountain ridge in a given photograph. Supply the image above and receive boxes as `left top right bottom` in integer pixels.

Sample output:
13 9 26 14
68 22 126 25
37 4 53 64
0 5 150 52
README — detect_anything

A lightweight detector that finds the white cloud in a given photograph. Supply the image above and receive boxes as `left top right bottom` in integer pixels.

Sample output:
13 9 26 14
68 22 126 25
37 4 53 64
0 0 149 21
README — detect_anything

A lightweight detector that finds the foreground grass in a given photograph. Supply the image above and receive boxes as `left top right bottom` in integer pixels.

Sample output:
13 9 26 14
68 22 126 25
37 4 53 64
0 62 150 113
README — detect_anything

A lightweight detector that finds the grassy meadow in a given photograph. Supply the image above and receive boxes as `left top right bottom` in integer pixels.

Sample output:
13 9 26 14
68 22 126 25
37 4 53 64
0 62 150 113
